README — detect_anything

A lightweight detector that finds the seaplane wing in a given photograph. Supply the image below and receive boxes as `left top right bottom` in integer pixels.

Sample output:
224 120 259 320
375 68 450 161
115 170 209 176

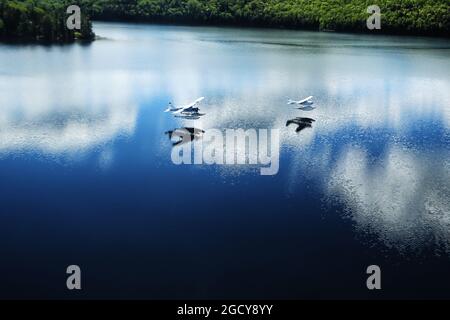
288 96 313 105
194 96 205 104
298 96 313 104
172 97 205 114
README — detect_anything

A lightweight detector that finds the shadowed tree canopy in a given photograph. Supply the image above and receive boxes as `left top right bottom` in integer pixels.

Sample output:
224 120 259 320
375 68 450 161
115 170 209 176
0 0 94 42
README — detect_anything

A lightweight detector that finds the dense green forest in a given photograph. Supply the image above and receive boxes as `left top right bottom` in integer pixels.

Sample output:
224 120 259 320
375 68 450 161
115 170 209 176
0 0 449 42
0 0 94 42
86 0 449 36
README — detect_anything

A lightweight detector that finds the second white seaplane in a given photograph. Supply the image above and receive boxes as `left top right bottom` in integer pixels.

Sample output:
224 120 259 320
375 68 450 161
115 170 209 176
165 97 205 115
287 96 314 106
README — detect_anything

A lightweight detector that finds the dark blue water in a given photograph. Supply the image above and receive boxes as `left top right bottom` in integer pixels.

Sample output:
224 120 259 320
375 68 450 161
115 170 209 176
0 22 449 299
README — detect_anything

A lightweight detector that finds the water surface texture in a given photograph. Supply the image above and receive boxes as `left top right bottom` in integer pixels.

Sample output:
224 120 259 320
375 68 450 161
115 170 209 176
0 22 449 299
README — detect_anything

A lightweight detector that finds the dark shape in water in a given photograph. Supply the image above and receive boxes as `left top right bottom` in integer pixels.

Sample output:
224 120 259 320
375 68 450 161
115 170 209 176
296 105 316 111
286 117 316 133
165 127 205 146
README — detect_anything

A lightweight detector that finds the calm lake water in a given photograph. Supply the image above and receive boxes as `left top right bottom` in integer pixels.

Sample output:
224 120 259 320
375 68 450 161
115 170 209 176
0 22 449 299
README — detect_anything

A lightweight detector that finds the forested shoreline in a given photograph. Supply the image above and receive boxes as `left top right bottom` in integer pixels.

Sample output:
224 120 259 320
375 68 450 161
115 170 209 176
88 0 450 36
0 0 94 42
0 0 449 43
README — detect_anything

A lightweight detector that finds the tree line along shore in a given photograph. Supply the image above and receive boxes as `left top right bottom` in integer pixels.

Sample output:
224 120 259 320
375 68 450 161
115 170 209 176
0 0 449 42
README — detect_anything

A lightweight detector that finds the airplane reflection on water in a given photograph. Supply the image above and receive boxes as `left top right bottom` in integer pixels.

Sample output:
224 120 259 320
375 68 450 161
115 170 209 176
165 127 205 146
286 117 316 133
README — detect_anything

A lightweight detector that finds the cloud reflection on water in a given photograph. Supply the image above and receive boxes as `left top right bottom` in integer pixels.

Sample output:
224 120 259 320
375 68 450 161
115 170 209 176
0 23 449 254
0 71 156 155
328 146 450 253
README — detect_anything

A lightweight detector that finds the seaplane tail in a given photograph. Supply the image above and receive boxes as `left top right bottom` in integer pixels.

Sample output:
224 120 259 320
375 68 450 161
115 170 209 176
164 103 174 112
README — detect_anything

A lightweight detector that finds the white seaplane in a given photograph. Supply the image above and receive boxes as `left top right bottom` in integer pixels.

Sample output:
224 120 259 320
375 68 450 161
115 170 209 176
287 96 314 106
165 97 205 114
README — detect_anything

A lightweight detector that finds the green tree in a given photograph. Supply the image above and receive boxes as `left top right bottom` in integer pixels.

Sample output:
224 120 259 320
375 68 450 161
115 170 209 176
0 0 95 42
